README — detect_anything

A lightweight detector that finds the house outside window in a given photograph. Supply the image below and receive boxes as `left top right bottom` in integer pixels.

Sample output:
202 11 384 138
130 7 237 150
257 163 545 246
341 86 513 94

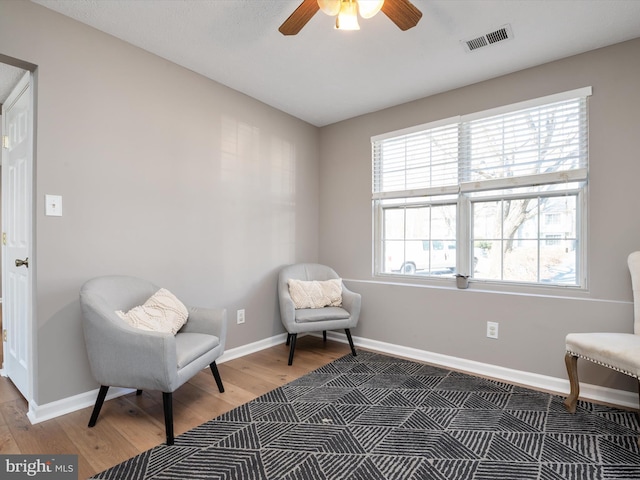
372 87 590 287
545 234 563 246
545 213 562 226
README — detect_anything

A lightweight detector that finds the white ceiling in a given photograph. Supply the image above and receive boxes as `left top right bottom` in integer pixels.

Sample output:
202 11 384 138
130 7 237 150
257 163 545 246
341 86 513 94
20 1 640 126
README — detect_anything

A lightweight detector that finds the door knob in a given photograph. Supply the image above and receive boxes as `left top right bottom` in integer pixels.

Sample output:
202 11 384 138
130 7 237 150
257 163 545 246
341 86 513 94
15 257 29 268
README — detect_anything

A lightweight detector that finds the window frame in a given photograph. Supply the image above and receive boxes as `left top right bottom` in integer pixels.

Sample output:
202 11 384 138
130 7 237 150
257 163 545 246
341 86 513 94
372 87 591 289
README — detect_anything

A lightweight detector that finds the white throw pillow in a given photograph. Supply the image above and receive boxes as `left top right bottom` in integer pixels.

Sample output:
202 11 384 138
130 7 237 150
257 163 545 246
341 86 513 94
115 288 188 335
288 278 343 309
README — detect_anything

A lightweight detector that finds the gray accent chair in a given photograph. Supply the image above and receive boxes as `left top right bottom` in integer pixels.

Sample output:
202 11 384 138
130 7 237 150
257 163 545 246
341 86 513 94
278 263 361 365
564 251 640 444
80 275 227 446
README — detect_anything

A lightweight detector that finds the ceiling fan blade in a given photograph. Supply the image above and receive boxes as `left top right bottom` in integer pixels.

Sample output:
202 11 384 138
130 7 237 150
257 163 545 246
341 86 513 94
381 0 423 31
279 0 320 35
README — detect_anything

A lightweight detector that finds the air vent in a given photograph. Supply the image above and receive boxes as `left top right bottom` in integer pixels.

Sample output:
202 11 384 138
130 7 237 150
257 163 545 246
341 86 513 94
462 24 513 52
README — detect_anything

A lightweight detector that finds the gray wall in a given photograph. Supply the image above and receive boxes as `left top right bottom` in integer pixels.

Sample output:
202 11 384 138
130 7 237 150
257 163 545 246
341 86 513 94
0 115 2 297
319 38 640 393
0 1 320 405
2 0 639 407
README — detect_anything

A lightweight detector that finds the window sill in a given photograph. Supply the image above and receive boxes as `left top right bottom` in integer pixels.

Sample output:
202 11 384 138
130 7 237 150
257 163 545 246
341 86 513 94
371 273 591 300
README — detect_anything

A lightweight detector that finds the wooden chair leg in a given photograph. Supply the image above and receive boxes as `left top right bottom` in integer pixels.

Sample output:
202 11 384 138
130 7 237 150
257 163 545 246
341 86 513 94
345 329 357 357
288 333 297 365
136 389 143 396
210 361 225 393
564 352 580 413
163 392 174 446
88 385 109 427
323 330 327 342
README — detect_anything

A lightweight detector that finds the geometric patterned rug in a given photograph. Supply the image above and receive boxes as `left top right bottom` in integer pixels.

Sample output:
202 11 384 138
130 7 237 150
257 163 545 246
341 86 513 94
90 351 640 480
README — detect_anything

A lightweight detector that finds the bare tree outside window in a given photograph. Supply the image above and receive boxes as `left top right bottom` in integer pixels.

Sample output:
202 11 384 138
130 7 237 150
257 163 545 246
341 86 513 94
469 101 583 284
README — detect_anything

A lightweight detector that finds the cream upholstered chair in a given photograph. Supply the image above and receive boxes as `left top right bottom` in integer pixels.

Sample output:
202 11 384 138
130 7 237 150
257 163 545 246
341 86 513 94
564 251 640 423
278 263 361 365
80 275 227 446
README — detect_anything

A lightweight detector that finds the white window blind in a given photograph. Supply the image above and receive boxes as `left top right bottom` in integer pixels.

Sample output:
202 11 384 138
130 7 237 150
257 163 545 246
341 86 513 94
459 96 588 193
372 122 460 199
372 87 591 199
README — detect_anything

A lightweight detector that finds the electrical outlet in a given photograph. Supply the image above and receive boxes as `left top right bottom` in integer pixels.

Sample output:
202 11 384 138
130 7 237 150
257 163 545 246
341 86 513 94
487 321 499 339
237 309 245 325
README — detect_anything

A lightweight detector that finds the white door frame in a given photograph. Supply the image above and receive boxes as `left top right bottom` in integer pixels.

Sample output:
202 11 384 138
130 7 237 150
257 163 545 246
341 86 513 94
0 61 36 414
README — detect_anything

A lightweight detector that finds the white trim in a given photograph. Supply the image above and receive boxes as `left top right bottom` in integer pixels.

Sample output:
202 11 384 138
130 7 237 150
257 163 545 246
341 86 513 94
459 168 588 193
217 333 288 364
2 70 35 406
27 387 134 425
24 329 637 424
371 88 590 288
319 331 639 410
372 184 459 200
348 271 621 300
461 86 593 122
25 333 288 424
370 87 592 143
371 115 460 142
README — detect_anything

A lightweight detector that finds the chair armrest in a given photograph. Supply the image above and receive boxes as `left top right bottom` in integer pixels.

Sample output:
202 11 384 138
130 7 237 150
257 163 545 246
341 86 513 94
341 285 362 324
82 305 178 391
278 287 296 331
182 307 227 350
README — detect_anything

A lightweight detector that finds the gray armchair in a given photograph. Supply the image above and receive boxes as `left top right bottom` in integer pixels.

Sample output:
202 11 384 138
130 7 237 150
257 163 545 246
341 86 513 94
80 275 227 446
278 263 361 365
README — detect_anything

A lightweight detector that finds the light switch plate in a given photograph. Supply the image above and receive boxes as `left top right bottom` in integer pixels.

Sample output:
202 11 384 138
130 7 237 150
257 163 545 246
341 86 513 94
45 194 62 216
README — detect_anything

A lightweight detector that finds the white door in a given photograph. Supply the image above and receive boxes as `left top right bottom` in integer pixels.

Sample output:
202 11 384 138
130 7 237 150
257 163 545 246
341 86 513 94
1 71 33 401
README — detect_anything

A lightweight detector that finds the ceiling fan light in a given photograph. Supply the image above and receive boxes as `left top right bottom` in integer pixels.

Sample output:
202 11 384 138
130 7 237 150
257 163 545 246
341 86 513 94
317 0 341 16
356 0 384 19
335 0 360 30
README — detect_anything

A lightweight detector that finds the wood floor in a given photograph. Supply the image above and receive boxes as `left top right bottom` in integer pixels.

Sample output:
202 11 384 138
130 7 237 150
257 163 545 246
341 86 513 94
0 335 352 480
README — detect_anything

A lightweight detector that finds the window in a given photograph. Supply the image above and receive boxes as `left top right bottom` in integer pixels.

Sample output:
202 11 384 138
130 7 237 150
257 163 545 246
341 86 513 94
373 87 590 287
545 213 562 226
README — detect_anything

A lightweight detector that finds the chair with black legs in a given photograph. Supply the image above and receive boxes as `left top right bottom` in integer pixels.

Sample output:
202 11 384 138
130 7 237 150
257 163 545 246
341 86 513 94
278 263 361 365
80 275 227 446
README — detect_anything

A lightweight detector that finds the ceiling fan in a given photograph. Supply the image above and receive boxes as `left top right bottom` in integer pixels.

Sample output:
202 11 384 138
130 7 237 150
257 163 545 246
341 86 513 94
279 0 422 35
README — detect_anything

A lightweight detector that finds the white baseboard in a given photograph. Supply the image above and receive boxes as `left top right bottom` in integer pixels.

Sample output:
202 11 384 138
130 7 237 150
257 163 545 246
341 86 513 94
321 331 640 410
217 333 288 364
28 386 134 425
27 333 288 424
27 330 638 425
